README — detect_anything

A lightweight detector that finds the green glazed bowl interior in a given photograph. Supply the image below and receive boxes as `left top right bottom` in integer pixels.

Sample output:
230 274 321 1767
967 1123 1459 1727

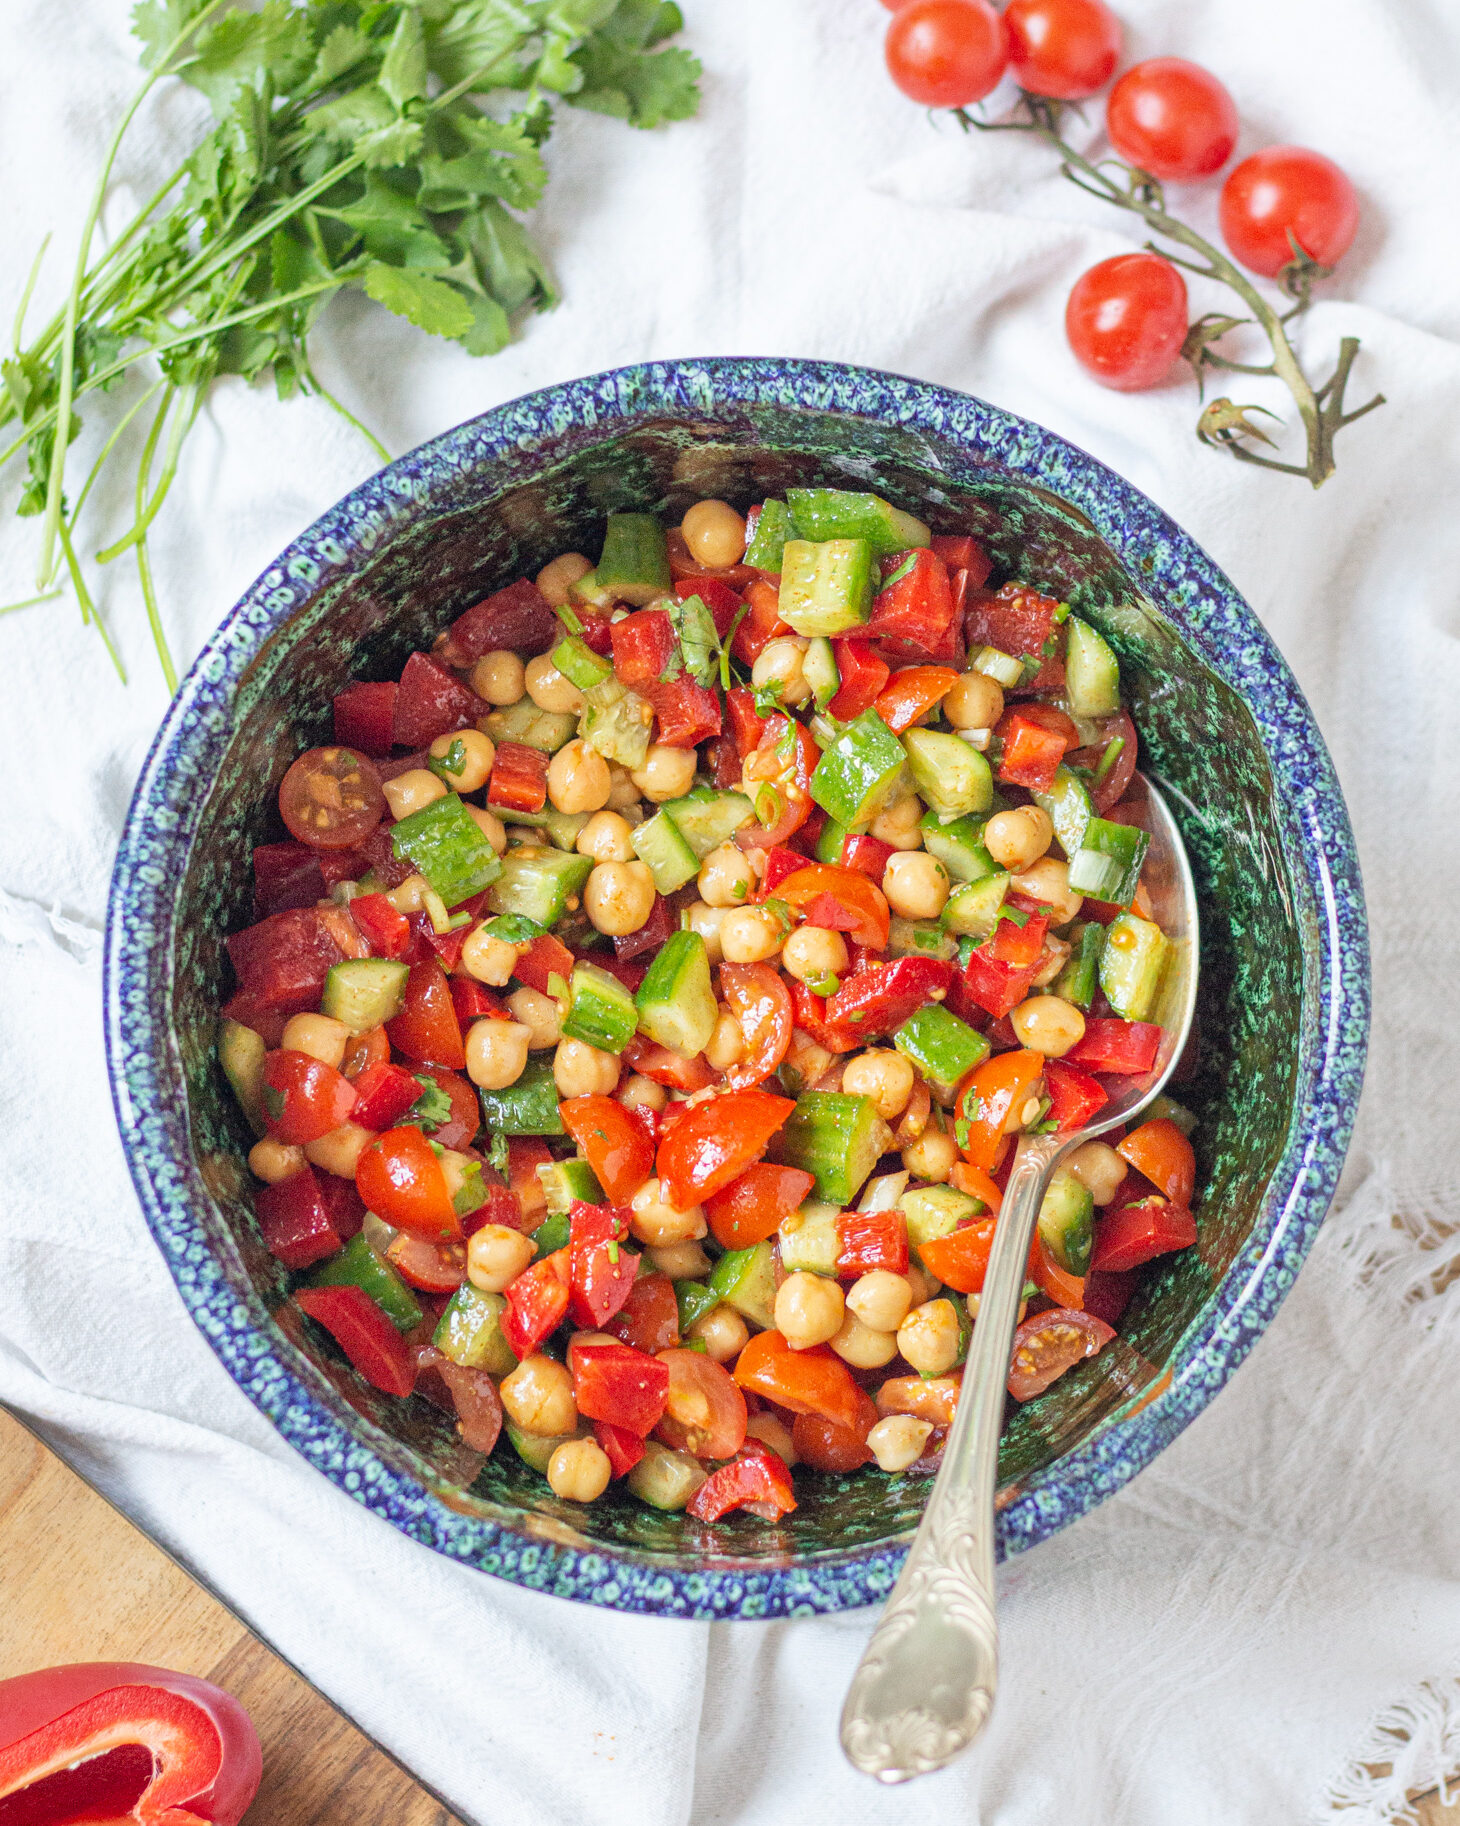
105 359 1367 1618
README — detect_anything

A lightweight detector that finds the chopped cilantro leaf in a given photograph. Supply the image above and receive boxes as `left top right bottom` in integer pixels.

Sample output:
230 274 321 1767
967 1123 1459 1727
486 914 546 944
428 737 467 781
407 1076 454 1134
669 592 720 688
487 1131 510 1175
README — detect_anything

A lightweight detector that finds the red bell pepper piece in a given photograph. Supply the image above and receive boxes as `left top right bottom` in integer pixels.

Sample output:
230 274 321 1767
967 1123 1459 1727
821 957 956 1041
568 1200 638 1329
732 1330 866 1431
864 548 959 664
958 946 1043 1020
966 582 1062 668
759 845 808 897
487 740 549 814
594 1418 647 1478
252 841 326 918
254 1165 348 1269
725 685 767 761
349 1059 426 1131
295 1283 417 1396
827 639 891 720
931 533 994 583
572 1341 670 1436
391 652 485 749
501 1248 571 1359
686 1437 796 1522
873 665 960 734
612 890 673 963
512 931 575 995
260 1050 357 1144
1064 1018 1162 1074
649 676 722 748
1091 1196 1197 1273
988 906 1049 969
838 832 895 880
774 864 891 951
705 1163 815 1250
675 576 745 636
445 576 558 662
332 679 398 757
836 1207 909 1275
0 1663 261 1826
611 609 677 689
225 904 363 1016
605 1271 681 1354
349 891 412 959
656 1089 795 1211
560 1094 657 1203
730 579 789 663
386 956 466 1068
996 710 1069 792
788 978 858 1054
449 975 503 1026
622 1033 718 1091
1043 1059 1109 1131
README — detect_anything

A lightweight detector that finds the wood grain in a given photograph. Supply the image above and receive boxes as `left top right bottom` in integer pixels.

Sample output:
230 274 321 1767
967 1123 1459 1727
0 1409 465 1826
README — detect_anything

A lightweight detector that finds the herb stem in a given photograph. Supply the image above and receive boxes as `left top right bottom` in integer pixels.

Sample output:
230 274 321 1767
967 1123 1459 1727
307 370 390 466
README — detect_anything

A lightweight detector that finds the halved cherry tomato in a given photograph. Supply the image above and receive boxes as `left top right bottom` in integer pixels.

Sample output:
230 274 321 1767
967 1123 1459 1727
507 1137 552 1227
568 1201 639 1329
501 1248 571 1360
686 1437 797 1522
278 746 386 851
773 865 891 952
917 1218 996 1294
1028 1232 1086 1310
622 1033 718 1092
655 1348 749 1459
295 1284 415 1397
560 1094 657 1203
730 580 790 664
605 1272 681 1354
1091 1196 1197 1272
656 1089 795 1211
386 1233 467 1293
1116 1118 1196 1205
736 716 818 851
732 1330 865 1432
792 1385 879 1472
873 666 960 735
355 1125 460 1241
386 957 465 1069
437 1359 503 1454
876 1373 961 1426
1007 1308 1114 1400
949 1160 1003 1211
341 1023 391 1080
1068 708 1138 813
260 1050 357 1144
956 1049 1045 1170
705 1163 815 1250
718 962 794 1090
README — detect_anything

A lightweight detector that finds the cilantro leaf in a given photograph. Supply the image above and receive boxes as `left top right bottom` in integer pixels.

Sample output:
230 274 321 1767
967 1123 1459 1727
485 913 546 943
487 1131 511 1174
361 263 474 339
568 0 702 128
407 1076 455 1134
669 591 719 687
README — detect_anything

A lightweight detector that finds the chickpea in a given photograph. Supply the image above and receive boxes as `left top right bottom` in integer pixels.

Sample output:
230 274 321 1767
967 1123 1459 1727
868 1414 934 1474
460 925 519 986
428 727 494 794
898 1298 963 1375
465 1018 532 1090
524 653 584 715
584 860 656 937
942 671 1005 731
647 1239 712 1280
1030 934 1072 989
831 1310 900 1370
903 1261 939 1307
619 1072 668 1114
842 1049 916 1121
870 792 925 852
1010 995 1087 1058
704 1009 745 1072
547 1436 612 1503
697 843 755 909
469 649 525 706
383 769 446 820
629 1178 707 1246
750 636 812 708
774 1272 845 1350
501 1354 577 1436
985 805 1053 872
465 804 507 852
719 905 786 964
688 1304 750 1363
781 924 848 985
280 1012 351 1068
249 1138 305 1184
387 872 429 913
304 1122 373 1178
745 1412 797 1467
546 738 612 816
1066 1140 1128 1206
682 499 747 569
903 1118 958 1182
1012 857 1083 927
554 1037 621 1100
684 900 727 965
630 743 698 803
881 851 950 921
576 809 636 864
466 1223 536 1293
606 764 640 812
847 1269 914 1333
536 551 593 608
506 986 561 1050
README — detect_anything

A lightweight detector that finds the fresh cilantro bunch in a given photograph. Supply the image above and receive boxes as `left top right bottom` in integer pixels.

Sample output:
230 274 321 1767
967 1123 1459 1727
1 0 700 687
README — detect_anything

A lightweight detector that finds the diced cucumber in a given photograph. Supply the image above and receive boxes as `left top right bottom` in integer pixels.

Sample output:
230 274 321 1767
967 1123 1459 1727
1038 1169 1095 1275
219 1017 267 1135
628 1440 709 1511
779 539 875 636
532 1209 571 1258
903 1184 982 1256
903 729 993 819
308 1235 423 1332
810 710 907 829
321 957 409 1034
708 1240 777 1330
391 792 502 907
483 700 577 754
1098 912 1169 1021
488 846 593 927
675 1279 720 1333
562 962 639 1054
1068 818 1150 908
887 917 958 961
495 804 592 852
777 1201 843 1276
477 1057 565 1135
893 1004 990 1098
814 816 850 864
433 1286 517 1375
636 930 717 1057
551 634 614 692
942 872 1011 939
506 1418 583 1474
596 512 672 606
1065 618 1121 717
786 487 931 557
743 498 794 572
538 1156 603 1213
580 680 653 770
971 645 1027 688
659 785 755 858
771 1092 891 1206
568 568 616 611
920 810 998 884
803 636 840 710
1054 921 1105 1010
1147 1092 1198 1137
631 809 700 895
1031 765 1094 862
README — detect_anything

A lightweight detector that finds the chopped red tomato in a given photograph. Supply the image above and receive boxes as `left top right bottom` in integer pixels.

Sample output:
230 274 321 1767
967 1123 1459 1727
568 1201 639 1329
774 864 891 952
511 931 575 995
386 1233 467 1294
1064 1018 1161 1074
260 1050 357 1144
730 579 789 664
341 1024 390 1079
822 957 956 1041
874 665 960 734
957 1049 1045 1170
572 1341 670 1436
865 548 958 664
917 1218 996 1294
448 976 502 1027
386 957 465 1068
686 1437 797 1521
731 1330 866 1431
736 715 818 850
718 961 793 1090
349 1059 425 1132
594 1418 647 1478
705 1163 815 1250
829 640 891 720
788 978 858 1055
835 1208 909 1275
622 1033 718 1092
605 1272 681 1354
965 582 1061 667
295 1284 416 1397
1028 1232 1086 1310
255 1166 350 1270
333 679 398 756
791 1386 878 1472
656 1089 795 1210
931 533 993 583
1081 1267 1139 1327
1007 1308 1115 1401
488 741 550 814
996 710 1070 792
759 845 808 897
559 1095 656 1203
501 1248 571 1360
649 676 722 748
655 1348 749 1459
1116 1119 1196 1204
392 652 484 749
1092 1196 1197 1272
355 1125 462 1241
350 892 412 959
1043 1059 1109 1132
611 609 676 690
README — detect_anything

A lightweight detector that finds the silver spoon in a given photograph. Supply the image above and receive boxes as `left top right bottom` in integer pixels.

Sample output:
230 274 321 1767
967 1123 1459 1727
840 776 1199 1783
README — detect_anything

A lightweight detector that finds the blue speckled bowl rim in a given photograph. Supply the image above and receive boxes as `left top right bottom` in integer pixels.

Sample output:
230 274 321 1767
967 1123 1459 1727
104 357 1368 1620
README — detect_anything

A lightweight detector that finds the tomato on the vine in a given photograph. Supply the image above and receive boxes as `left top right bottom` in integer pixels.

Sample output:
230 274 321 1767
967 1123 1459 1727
885 0 1009 109
1004 0 1120 101
1219 146 1358 278
1065 253 1188 391
1106 58 1238 181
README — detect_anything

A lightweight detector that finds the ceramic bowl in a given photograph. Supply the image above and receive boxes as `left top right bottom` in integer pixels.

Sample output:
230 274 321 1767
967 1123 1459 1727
105 358 1368 1619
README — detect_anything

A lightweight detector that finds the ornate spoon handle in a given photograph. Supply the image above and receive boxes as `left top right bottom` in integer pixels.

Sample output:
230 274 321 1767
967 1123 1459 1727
840 1138 1059 1783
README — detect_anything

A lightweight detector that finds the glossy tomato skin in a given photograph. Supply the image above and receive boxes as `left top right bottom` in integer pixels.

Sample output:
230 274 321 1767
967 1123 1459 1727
260 1050 357 1144
560 1095 656 1203
355 1125 460 1240
605 1272 681 1354
792 1387 878 1473
278 746 386 851
1219 145 1358 277
1106 57 1239 181
386 957 465 1069
1005 0 1120 100
886 0 1009 108
655 1349 749 1459
1116 1117 1196 1205
718 962 793 1090
656 1089 795 1211
773 864 891 952
1007 1308 1115 1400
736 717 819 851
705 1164 816 1250
732 1330 866 1432
1066 253 1189 392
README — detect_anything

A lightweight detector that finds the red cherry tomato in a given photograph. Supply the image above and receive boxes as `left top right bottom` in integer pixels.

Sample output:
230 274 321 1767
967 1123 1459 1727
1004 0 1120 101
278 746 386 851
1106 58 1238 181
437 1359 503 1454
655 1348 749 1460
732 1330 867 1432
355 1124 461 1240
791 1387 879 1473
1219 145 1358 278
605 1272 681 1354
385 957 465 1069
885 0 1009 109
704 1163 815 1251
656 1089 795 1211
1116 1117 1197 1205
736 716 818 851
1007 1308 1115 1400
385 1232 467 1293
1066 707 1137 813
560 1094 656 1203
718 961 794 1090
260 1050 357 1144
1065 253 1189 392
773 864 891 952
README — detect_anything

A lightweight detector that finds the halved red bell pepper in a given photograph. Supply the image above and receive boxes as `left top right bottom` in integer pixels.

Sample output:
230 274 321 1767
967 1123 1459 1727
965 581 1062 667
611 609 677 690
917 1217 997 1294
560 1094 656 1203
295 1283 417 1396
836 1207 909 1275
828 640 890 720
1091 1196 1197 1272
605 1271 681 1354
572 1340 670 1436
445 576 557 661
731 1330 865 1431
568 1200 638 1328
874 665 960 735
864 548 958 664
350 891 412 959
1064 1018 1162 1075
656 1089 795 1210
487 741 549 815
730 579 789 663
333 679 398 757
392 651 484 749
255 1165 350 1269
821 957 956 1041
931 533 994 584
349 1059 424 1132
512 931 575 995
996 710 1070 793
594 1418 647 1478
260 1050 357 1144
1043 1058 1109 1131
251 841 326 918
705 1163 815 1250
501 1247 571 1359
774 864 891 952
686 1437 796 1522
0 1664 262 1826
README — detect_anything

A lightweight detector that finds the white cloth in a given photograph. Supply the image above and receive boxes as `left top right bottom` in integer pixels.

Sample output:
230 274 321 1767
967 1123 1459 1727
3 1 1459 1821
